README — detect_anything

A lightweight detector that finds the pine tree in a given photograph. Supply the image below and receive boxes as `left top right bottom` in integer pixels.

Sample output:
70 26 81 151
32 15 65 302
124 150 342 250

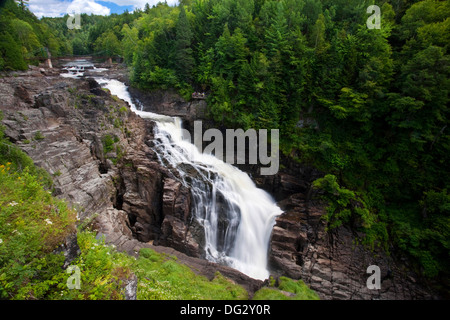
144 3 150 14
174 5 194 83
15 0 29 11
310 13 328 54
215 23 233 77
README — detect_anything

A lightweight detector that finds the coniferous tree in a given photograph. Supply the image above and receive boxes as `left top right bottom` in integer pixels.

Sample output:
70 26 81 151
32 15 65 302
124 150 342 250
144 3 151 14
15 0 29 11
174 5 194 83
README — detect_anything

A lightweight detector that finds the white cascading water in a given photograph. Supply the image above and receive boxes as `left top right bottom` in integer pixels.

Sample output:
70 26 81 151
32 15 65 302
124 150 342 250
92 77 283 280
61 59 108 78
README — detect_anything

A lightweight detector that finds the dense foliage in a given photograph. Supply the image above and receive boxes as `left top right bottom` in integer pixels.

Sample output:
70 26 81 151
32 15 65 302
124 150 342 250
0 0 71 70
74 0 448 283
1 0 448 291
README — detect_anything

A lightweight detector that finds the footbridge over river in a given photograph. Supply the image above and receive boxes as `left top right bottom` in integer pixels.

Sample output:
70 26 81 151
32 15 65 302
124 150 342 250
27 47 122 68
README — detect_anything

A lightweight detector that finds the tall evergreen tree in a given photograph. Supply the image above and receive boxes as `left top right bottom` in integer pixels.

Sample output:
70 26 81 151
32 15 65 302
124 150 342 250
174 5 194 83
144 3 151 14
15 0 29 11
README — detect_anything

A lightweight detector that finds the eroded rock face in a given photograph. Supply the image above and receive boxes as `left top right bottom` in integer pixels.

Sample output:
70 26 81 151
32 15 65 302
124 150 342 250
157 178 201 257
0 68 439 300
2 78 117 219
267 188 440 300
118 152 164 243
128 87 207 131
0 72 203 258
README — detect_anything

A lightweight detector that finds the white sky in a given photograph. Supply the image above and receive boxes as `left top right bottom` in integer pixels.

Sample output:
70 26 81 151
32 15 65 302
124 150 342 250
28 0 179 18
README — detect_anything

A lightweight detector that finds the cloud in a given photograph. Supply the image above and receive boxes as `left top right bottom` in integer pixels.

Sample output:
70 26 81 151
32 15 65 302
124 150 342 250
104 1 179 10
29 0 110 18
29 0 70 18
29 0 179 18
67 0 110 15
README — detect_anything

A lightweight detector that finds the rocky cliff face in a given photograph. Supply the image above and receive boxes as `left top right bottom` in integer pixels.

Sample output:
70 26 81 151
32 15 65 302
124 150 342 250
243 155 438 299
0 67 263 295
128 87 208 133
0 66 439 299
269 194 439 299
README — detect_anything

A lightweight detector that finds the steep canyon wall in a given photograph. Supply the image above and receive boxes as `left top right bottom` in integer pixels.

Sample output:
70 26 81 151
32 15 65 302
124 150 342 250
0 67 438 299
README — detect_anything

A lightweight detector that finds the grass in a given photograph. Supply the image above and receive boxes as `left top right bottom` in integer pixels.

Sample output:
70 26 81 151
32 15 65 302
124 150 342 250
0 162 77 299
33 131 45 141
253 277 320 300
135 248 248 300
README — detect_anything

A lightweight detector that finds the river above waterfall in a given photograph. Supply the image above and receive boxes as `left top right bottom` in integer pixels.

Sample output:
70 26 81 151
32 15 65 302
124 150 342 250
62 61 283 280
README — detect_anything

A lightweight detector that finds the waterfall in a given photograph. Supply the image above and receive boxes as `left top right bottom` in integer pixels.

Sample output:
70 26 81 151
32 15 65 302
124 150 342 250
95 77 283 280
61 59 107 78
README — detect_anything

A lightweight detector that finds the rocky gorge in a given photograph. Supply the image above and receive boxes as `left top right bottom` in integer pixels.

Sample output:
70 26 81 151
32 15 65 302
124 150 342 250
0 62 440 300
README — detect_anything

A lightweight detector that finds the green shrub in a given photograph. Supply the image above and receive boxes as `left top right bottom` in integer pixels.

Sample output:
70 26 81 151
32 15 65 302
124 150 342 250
49 231 135 300
312 174 389 251
312 174 375 230
118 106 128 114
253 277 319 300
0 162 77 299
113 118 122 129
33 131 45 141
101 134 115 154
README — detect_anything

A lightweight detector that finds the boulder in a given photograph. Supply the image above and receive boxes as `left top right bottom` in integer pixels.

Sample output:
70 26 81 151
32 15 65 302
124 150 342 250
14 85 32 104
127 87 207 129
162 178 191 221
157 178 203 257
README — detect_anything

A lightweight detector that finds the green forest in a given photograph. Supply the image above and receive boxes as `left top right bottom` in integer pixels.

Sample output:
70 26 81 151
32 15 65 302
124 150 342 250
1 0 449 291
